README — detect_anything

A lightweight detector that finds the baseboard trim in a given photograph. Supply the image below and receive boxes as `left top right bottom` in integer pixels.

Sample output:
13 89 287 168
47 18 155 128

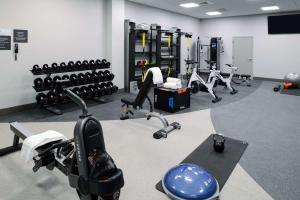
253 77 283 82
0 103 36 116
117 88 125 93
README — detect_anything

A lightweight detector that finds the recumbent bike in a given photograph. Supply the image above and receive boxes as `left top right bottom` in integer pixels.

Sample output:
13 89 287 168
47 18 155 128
0 89 124 200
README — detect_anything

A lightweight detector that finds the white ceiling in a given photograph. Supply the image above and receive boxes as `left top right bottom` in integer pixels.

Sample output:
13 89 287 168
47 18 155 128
128 0 300 19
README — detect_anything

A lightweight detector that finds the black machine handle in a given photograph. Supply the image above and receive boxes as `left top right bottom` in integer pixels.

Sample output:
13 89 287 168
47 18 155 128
65 89 89 117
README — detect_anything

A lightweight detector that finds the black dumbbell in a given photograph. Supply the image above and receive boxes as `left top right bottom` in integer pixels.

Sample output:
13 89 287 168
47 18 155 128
105 82 115 95
95 59 103 69
61 75 70 87
87 85 95 98
97 71 104 82
34 78 44 90
106 82 118 94
94 84 105 96
78 73 86 84
42 64 51 74
72 87 81 97
68 61 75 71
99 85 106 96
106 82 113 87
92 84 98 96
93 84 100 97
44 77 53 89
52 63 59 73
55 90 64 104
103 70 111 81
60 91 70 103
92 71 99 83
32 65 42 75
53 75 62 82
59 62 67 72
36 93 48 106
89 60 96 70
70 74 78 85
75 61 82 70
102 59 111 68
108 72 115 81
53 76 62 87
62 75 70 81
62 75 70 85
47 91 58 105
112 85 118 93
85 72 92 83
82 60 89 70
99 82 111 95
79 86 89 99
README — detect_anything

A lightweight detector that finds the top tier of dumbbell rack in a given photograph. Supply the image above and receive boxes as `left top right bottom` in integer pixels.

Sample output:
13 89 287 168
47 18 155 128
31 60 115 115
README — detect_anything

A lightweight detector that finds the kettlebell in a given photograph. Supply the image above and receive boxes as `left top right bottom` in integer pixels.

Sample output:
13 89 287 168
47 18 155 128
213 133 225 153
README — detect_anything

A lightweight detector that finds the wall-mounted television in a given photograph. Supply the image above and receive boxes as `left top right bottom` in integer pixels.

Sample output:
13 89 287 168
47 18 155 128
268 14 300 34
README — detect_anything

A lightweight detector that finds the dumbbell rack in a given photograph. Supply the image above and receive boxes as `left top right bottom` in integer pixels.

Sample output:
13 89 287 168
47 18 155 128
32 60 118 115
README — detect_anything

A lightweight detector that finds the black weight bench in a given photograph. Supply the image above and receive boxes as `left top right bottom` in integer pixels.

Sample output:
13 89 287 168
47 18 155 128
120 68 181 139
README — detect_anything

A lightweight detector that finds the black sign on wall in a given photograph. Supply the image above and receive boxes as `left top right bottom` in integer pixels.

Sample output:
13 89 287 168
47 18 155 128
0 36 11 50
13 29 28 43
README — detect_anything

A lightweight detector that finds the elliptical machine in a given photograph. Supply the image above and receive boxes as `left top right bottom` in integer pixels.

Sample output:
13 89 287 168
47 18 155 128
0 89 124 200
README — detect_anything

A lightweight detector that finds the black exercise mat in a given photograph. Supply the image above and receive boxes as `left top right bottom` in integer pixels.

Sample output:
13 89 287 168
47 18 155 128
280 88 300 96
156 135 248 193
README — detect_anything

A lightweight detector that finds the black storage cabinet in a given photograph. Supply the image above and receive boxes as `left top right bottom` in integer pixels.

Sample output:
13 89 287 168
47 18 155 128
154 87 190 113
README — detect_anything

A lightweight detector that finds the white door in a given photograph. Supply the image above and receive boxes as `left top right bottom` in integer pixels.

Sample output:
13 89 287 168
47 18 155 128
232 36 253 76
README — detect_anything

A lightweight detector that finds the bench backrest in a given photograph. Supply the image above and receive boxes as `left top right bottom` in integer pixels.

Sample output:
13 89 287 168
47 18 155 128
133 71 153 108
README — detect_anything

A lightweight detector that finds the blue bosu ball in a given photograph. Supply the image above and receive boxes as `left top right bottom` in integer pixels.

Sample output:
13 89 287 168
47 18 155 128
162 163 219 200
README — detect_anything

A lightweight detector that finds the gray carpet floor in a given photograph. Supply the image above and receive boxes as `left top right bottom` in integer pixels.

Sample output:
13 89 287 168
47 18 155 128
211 81 300 200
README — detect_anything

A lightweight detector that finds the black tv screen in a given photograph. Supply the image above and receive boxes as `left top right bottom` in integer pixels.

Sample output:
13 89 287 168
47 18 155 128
268 14 300 34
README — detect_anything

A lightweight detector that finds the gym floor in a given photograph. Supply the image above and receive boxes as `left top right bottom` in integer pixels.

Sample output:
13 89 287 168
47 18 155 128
0 80 299 200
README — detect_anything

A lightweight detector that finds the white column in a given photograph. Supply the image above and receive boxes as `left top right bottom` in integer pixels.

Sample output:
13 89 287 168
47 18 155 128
105 0 125 89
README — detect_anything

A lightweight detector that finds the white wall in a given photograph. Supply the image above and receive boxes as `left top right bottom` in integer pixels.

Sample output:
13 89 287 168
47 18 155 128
105 0 125 88
125 1 201 74
0 0 108 109
200 15 300 79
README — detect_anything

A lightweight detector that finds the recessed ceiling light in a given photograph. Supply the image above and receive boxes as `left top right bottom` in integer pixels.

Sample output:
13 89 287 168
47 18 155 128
206 11 222 16
179 3 200 8
261 6 280 11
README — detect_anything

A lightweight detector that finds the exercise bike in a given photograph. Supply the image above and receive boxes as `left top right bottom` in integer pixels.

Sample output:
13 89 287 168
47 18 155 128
0 89 124 200
206 61 238 95
186 60 222 103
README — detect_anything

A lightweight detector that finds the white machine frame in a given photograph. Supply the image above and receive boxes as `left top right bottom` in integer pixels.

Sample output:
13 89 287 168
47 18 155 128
208 63 238 95
187 61 222 103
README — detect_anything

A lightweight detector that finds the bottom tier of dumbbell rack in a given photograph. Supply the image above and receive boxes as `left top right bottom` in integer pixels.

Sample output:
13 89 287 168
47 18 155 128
36 82 118 115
